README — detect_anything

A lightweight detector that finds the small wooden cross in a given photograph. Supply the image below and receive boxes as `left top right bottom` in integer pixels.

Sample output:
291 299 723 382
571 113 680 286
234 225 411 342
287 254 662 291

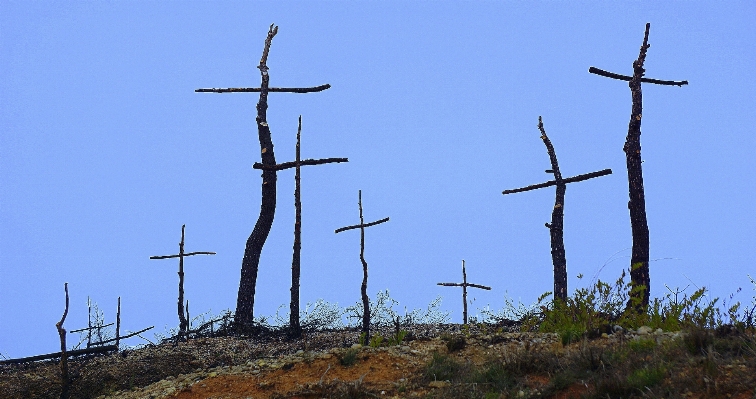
437 260 491 325
150 225 215 339
335 190 389 339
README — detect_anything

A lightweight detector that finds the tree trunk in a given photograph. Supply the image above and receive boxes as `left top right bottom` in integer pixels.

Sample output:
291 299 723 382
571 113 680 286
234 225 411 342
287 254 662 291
235 25 279 331
538 117 568 301
625 23 652 312
359 191 371 340
289 117 302 337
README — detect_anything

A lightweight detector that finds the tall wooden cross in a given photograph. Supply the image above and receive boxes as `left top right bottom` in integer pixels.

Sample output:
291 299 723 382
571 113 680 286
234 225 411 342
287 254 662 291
589 22 687 312
437 260 491 325
253 115 348 337
150 224 215 340
335 190 389 340
195 24 332 330
502 116 612 301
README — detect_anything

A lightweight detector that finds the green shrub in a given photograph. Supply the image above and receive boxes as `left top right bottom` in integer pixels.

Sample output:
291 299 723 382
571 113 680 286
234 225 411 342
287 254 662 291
424 352 462 382
627 365 666 389
340 348 359 367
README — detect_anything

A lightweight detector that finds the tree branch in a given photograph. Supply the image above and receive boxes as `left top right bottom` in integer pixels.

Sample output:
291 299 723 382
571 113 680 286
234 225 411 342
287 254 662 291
502 168 612 195
149 251 216 260
0 345 119 365
335 217 390 234
588 67 688 87
89 326 154 346
195 84 331 93
436 282 491 290
253 157 348 171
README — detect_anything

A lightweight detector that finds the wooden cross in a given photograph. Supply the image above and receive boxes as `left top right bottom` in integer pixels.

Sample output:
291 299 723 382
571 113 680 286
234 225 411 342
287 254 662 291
335 190 389 339
195 24 332 330
437 260 491 325
502 116 612 301
150 225 215 340
253 115 347 336
589 23 687 312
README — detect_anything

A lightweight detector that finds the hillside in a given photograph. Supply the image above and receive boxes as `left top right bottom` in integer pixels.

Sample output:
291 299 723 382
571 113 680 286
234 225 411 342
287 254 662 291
1 323 755 399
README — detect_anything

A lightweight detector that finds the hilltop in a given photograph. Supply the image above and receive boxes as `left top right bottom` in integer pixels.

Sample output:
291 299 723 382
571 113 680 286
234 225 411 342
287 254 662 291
2 322 755 399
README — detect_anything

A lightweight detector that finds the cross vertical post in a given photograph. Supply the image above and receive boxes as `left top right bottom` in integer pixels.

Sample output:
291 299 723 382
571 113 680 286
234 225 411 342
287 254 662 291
335 190 389 341
437 260 491 325
196 24 331 332
503 116 612 301
150 225 215 341
589 23 687 312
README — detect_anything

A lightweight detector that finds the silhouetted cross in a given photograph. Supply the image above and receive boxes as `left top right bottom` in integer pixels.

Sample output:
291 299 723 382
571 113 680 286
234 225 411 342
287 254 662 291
150 225 215 339
335 190 390 338
438 260 491 325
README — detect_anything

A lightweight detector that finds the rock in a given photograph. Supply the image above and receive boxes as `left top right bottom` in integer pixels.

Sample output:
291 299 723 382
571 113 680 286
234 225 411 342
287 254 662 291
654 328 663 335
429 380 450 388
637 326 653 335
351 344 363 349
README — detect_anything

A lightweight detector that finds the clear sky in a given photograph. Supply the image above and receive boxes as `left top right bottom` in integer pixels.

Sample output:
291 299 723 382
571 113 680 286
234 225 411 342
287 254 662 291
1 2 754 359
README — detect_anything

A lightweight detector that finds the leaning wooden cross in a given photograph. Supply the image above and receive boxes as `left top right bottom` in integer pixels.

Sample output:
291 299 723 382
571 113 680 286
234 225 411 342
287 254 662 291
150 225 215 340
195 24 332 330
589 22 687 312
253 115 348 337
335 190 389 340
437 260 491 325
502 116 612 301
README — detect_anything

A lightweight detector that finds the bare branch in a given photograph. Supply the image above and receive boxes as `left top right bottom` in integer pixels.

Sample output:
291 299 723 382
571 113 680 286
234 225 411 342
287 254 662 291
589 67 688 87
195 84 331 93
253 157 348 171
335 217 390 234
149 252 216 260
503 168 612 195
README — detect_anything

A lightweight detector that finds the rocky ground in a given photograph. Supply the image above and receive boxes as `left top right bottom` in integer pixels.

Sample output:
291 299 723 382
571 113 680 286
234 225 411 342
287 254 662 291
1 324 755 398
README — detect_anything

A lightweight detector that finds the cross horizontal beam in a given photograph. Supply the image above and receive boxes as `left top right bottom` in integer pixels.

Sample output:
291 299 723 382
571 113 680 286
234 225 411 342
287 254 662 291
437 282 491 290
149 251 216 260
502 168 612 195
335 217 390 234
69 323 114 333
253 157 348 171
589 67 688 87
195 84 331 93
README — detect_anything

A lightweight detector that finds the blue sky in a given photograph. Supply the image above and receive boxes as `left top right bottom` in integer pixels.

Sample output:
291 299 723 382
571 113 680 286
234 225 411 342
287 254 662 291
1 2 754 359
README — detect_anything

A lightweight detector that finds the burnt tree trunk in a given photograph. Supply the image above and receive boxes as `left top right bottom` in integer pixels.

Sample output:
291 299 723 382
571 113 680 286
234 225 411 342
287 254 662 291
56 283 70 399
538 117 567 301
235 24 279 331
290 117 303 336
358 191 371 339
625 23 652 312
177 225 188 339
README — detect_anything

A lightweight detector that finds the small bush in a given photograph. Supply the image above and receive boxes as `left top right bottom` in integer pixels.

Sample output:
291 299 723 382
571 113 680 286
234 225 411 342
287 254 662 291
340 348 359 367
424 352 463 383
627 365 666 389
441 334 466 352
